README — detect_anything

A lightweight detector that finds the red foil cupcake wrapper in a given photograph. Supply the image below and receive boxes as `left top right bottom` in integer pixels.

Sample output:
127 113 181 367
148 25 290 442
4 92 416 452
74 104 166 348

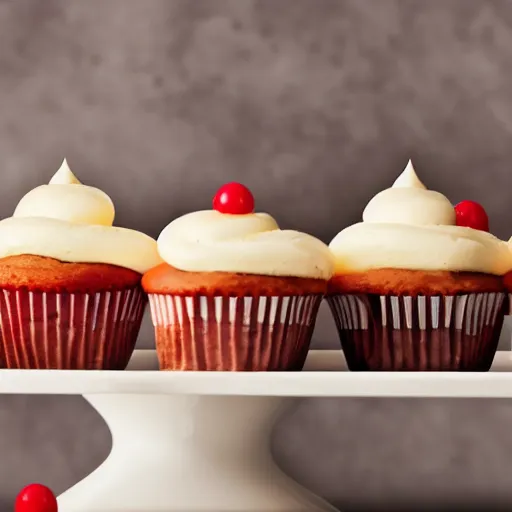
0 288 146 369
326 293 506 371
148 294 323 371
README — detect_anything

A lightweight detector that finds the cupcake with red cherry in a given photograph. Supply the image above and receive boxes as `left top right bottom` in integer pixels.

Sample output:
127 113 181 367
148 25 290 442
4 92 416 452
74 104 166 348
142 182 334 371
327 160 512 371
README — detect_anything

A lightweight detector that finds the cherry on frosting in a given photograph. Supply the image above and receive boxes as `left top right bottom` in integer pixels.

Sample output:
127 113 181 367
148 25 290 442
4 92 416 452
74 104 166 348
213 183 255 215
15 484 58 512
454 200 489 232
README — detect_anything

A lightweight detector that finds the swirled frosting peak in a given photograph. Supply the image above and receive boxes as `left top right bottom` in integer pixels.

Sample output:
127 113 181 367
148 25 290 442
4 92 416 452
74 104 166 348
329 160 512 275
14 159 115 226
362 160 456 226
157 209 334 280
49 158 81 185
392 159 426 189
0 159 162 273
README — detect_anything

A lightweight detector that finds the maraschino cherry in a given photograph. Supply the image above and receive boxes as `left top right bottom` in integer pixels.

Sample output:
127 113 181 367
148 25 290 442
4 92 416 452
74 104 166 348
15 483 58 512
454 200 489 232
213 182 254 215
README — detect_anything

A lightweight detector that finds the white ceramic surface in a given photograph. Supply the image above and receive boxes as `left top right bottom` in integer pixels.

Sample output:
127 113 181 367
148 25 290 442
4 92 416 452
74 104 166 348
3 350 512 397
4 350 512 511
56 393 338 512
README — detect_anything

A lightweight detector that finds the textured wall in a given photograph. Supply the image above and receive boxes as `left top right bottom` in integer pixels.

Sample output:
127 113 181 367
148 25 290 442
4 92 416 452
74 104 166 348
1 0 512 510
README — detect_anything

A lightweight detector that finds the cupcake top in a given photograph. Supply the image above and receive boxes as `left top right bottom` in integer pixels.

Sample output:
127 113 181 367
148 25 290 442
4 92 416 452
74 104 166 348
0 159 162 274
156 182 334 280
329 160 512 276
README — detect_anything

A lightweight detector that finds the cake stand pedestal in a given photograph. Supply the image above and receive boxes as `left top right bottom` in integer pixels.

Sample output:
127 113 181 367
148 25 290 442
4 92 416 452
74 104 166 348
4 350 512 512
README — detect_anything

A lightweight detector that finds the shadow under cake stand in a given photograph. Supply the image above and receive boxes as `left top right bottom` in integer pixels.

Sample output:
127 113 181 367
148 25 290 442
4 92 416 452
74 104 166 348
4 350 512 512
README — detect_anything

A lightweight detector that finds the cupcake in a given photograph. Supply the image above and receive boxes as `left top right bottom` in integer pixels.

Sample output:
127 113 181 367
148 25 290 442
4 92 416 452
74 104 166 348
327 160 512 371
142 182 334 371
0 159 162 369
503 263 512 315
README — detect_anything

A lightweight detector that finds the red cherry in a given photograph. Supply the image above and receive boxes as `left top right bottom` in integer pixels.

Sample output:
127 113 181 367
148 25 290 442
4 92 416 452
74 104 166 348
15 484 58 512
454 200 489 232
213 182 255 215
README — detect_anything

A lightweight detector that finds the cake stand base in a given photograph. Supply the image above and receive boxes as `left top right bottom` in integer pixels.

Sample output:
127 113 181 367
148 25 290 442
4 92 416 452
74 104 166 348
57 393 337 512
8 349 512 511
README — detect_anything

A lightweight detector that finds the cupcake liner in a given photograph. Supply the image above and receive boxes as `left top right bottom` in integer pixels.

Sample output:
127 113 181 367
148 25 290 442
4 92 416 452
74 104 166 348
0 287 146 369
148 294 323 371
326 293 506 371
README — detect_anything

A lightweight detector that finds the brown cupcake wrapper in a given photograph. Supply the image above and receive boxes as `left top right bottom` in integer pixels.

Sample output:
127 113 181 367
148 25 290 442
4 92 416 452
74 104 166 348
327 293 506 371
0 287 146 369
148 294 323 371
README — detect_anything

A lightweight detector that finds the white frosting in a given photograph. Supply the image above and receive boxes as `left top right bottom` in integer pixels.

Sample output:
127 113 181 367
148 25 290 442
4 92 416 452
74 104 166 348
391 159 426 189
48 158 81 185
0 159 162 273
363 160 456 226
330 160 512 275
14 159 115 226
157 210 334 280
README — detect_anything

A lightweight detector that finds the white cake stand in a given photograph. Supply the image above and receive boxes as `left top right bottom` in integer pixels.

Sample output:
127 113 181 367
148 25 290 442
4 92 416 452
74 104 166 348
4 350 512 512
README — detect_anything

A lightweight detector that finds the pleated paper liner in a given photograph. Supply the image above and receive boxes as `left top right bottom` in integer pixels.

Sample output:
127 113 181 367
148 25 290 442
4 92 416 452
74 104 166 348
0 287 146 369
148 294 323 371
326 293 506 371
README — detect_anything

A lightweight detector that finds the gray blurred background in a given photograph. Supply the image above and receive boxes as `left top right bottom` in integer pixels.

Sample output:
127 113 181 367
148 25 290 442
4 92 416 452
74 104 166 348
1 0 512 510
